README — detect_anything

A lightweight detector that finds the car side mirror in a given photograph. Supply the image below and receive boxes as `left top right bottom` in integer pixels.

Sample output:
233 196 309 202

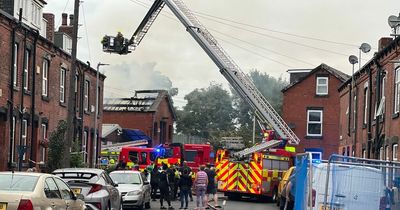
143 181 150 185
113 182 119 187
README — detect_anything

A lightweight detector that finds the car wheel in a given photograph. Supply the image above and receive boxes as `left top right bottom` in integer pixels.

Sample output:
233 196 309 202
144 202 151 209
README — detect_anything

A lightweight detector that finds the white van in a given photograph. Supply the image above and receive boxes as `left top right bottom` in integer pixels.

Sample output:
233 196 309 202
309 163 387 210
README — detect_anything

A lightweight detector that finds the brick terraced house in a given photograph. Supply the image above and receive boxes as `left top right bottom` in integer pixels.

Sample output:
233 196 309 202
0 0 105 170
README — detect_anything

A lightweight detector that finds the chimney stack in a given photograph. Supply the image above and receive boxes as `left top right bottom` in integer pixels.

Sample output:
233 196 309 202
43 13 55 42
62 13 67 26
378 37 393 51
69 14 74 26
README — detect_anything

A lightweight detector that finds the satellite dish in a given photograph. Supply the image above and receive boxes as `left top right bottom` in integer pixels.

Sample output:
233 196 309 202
388 15 400 28
360 43 371 53
349 55 358 64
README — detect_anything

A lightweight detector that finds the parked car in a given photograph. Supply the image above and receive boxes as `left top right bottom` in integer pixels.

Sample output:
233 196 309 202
0 172 86 210
53 168 121 210
109 170 151 210
276 166 295 205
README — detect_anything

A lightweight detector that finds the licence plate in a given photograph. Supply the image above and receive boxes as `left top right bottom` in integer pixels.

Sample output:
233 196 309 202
0 203 7 210
319 205 343 210
71 188 82 195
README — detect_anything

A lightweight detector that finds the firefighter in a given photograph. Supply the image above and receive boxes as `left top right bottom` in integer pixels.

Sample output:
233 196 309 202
159 163 174 209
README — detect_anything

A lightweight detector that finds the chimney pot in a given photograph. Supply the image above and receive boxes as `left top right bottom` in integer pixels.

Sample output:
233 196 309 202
61 13 67 26
69 14 74 26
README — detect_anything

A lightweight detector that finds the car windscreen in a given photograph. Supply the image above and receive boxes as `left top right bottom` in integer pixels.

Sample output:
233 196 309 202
53 172 99 184
110 173 142 184
0 174 39 192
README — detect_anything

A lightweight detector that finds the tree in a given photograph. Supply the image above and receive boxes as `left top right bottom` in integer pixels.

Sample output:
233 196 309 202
176 83 235 140
232 70 288 141
70 140 85 168
48 120 67 172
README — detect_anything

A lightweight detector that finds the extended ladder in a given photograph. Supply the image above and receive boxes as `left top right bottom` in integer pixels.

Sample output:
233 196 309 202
232 140 282 158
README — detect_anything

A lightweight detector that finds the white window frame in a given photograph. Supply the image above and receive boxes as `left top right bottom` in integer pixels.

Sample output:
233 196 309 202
22 119 27 160
380 147 384 160
11 117 16 163
316 77 328 95
42 59 49 97
84 80 89 112
23 50 29 91
307 110 323 136
13 43 18 87
83 131 88 163
393 144 398 161
364 87 368 124
60 68 66 103
362 149 366 158
385 145 390 161
41 124 47 162
395 68 400 114
353 95 357 130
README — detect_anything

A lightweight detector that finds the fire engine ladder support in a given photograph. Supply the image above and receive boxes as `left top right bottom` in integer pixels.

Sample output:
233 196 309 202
127 0 165 48
232 140 281 158
163 0 300 145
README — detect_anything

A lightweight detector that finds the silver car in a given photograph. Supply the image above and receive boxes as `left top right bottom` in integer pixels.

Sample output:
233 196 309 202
0 172 86 210
109 171 151 210
53 168 121 210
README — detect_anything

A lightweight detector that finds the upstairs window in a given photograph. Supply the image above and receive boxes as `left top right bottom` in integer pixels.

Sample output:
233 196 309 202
395 68 400 114
316 77 328 95
59 68 66 103
393 144 398 161
84 80 89 112
307 109 323 136
23 50 30 91
42 60 49 97
13 43 18 87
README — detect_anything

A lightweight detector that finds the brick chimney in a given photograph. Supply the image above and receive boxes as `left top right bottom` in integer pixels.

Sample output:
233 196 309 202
62 13 67 26
69 14 74 26
58 13 73 38
378 37 393 51
43 13 55 42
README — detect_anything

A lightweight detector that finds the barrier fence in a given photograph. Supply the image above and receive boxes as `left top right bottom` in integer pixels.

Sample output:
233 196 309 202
295 154 400 210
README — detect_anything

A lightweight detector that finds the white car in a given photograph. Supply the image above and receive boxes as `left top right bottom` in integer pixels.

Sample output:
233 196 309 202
109 170 151 210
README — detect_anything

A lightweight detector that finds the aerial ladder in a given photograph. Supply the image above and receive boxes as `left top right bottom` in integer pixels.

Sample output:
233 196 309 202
102 0 300 158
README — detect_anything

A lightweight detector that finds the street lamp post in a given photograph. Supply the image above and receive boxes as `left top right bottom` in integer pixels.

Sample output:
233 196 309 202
349 55 358 157
94 63 109 167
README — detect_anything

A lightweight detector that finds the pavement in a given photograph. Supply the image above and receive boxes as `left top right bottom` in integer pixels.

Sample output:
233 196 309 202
149 193 279 210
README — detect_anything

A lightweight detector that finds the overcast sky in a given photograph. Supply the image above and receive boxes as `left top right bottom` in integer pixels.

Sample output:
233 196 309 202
44 0 399 108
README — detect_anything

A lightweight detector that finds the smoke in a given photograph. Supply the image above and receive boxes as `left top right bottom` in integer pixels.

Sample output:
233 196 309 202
103 61 173 98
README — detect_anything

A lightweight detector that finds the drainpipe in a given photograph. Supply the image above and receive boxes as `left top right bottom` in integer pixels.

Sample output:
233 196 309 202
18 28 27 171
374 59 382 159
29 30 39 167
367 67 373 158
8 24 17 169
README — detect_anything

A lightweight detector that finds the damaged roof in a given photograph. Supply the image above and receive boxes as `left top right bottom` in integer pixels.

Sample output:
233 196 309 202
103 89 177 120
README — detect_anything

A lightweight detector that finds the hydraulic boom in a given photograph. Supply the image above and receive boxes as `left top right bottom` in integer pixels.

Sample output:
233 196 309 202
102 0 300 153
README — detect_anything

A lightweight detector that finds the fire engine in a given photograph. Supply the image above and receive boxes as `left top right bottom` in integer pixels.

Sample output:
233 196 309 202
101 0 301 201
117 143 213 171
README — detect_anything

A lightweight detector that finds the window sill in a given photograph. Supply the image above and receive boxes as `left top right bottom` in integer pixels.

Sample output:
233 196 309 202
23 90 31 95
84 110 91 115
315 94 329 98
305 135 323 140
13 86 19 91
59 102 67 107
392 112 399 119
41 95 50 102
362 124 367 129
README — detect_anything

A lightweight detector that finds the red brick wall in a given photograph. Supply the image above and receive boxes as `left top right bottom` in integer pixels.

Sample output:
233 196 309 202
0 12 105 170
103 95 175 147
283 67 343 159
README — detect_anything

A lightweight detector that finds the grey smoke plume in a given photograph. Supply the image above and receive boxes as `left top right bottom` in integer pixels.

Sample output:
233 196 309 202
103 61 174 98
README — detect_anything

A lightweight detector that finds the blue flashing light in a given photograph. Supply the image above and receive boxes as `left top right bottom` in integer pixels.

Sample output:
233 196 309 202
156 148 161 153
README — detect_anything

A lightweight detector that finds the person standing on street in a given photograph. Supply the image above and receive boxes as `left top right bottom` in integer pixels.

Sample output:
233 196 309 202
280 174 295 210
194 165 208 210
180 161 193 201
151 165 160 201
159 163 174 209
205 165 219 209
178 168 192 209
